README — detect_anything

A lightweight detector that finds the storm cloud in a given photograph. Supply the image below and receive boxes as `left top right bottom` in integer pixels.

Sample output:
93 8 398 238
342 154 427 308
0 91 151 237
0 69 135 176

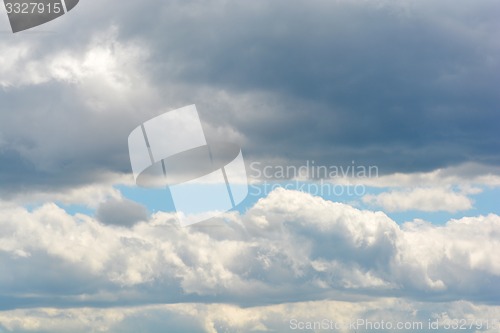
1 0 499 195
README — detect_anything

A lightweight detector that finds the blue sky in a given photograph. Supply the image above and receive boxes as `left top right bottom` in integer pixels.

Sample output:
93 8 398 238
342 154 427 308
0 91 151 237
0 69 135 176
1 0 500 332
111 182 500 225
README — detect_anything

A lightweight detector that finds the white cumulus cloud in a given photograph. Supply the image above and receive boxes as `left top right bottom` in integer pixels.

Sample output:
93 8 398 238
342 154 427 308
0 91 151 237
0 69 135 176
362 187 477 212
1 188 500 308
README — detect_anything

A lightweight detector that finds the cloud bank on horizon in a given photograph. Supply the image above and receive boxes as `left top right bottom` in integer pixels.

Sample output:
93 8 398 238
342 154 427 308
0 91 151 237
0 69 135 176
1 189 500 331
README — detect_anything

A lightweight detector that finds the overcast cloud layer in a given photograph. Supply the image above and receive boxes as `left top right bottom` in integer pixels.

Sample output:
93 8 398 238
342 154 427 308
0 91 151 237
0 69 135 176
1 0 499 195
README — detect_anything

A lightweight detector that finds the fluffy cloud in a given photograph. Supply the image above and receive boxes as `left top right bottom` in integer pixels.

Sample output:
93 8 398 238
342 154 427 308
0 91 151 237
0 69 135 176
1 188 500 309
362 187 476 212
1 299 500 333
0 26 149 89
95 198 149 227
0 28 171 198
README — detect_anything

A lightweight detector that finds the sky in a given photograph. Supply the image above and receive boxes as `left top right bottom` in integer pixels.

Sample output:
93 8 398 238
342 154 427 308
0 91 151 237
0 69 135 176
0 0 499 332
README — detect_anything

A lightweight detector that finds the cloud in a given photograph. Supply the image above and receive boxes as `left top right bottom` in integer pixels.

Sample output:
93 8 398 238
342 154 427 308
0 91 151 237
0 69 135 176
1 189 500 309
2 0 500 198
2 1 499 331
96 198 149 227
330 162 500 188
0 27 160 195
4 179 125 208
1 299 500 333
0 26 148 88
362 187 476 212
129 0 500 172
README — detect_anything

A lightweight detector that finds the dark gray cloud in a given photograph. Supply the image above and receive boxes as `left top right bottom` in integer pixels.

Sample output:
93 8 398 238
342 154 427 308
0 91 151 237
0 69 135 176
95 198 149 227
142 0 500 172
1 0 499 195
